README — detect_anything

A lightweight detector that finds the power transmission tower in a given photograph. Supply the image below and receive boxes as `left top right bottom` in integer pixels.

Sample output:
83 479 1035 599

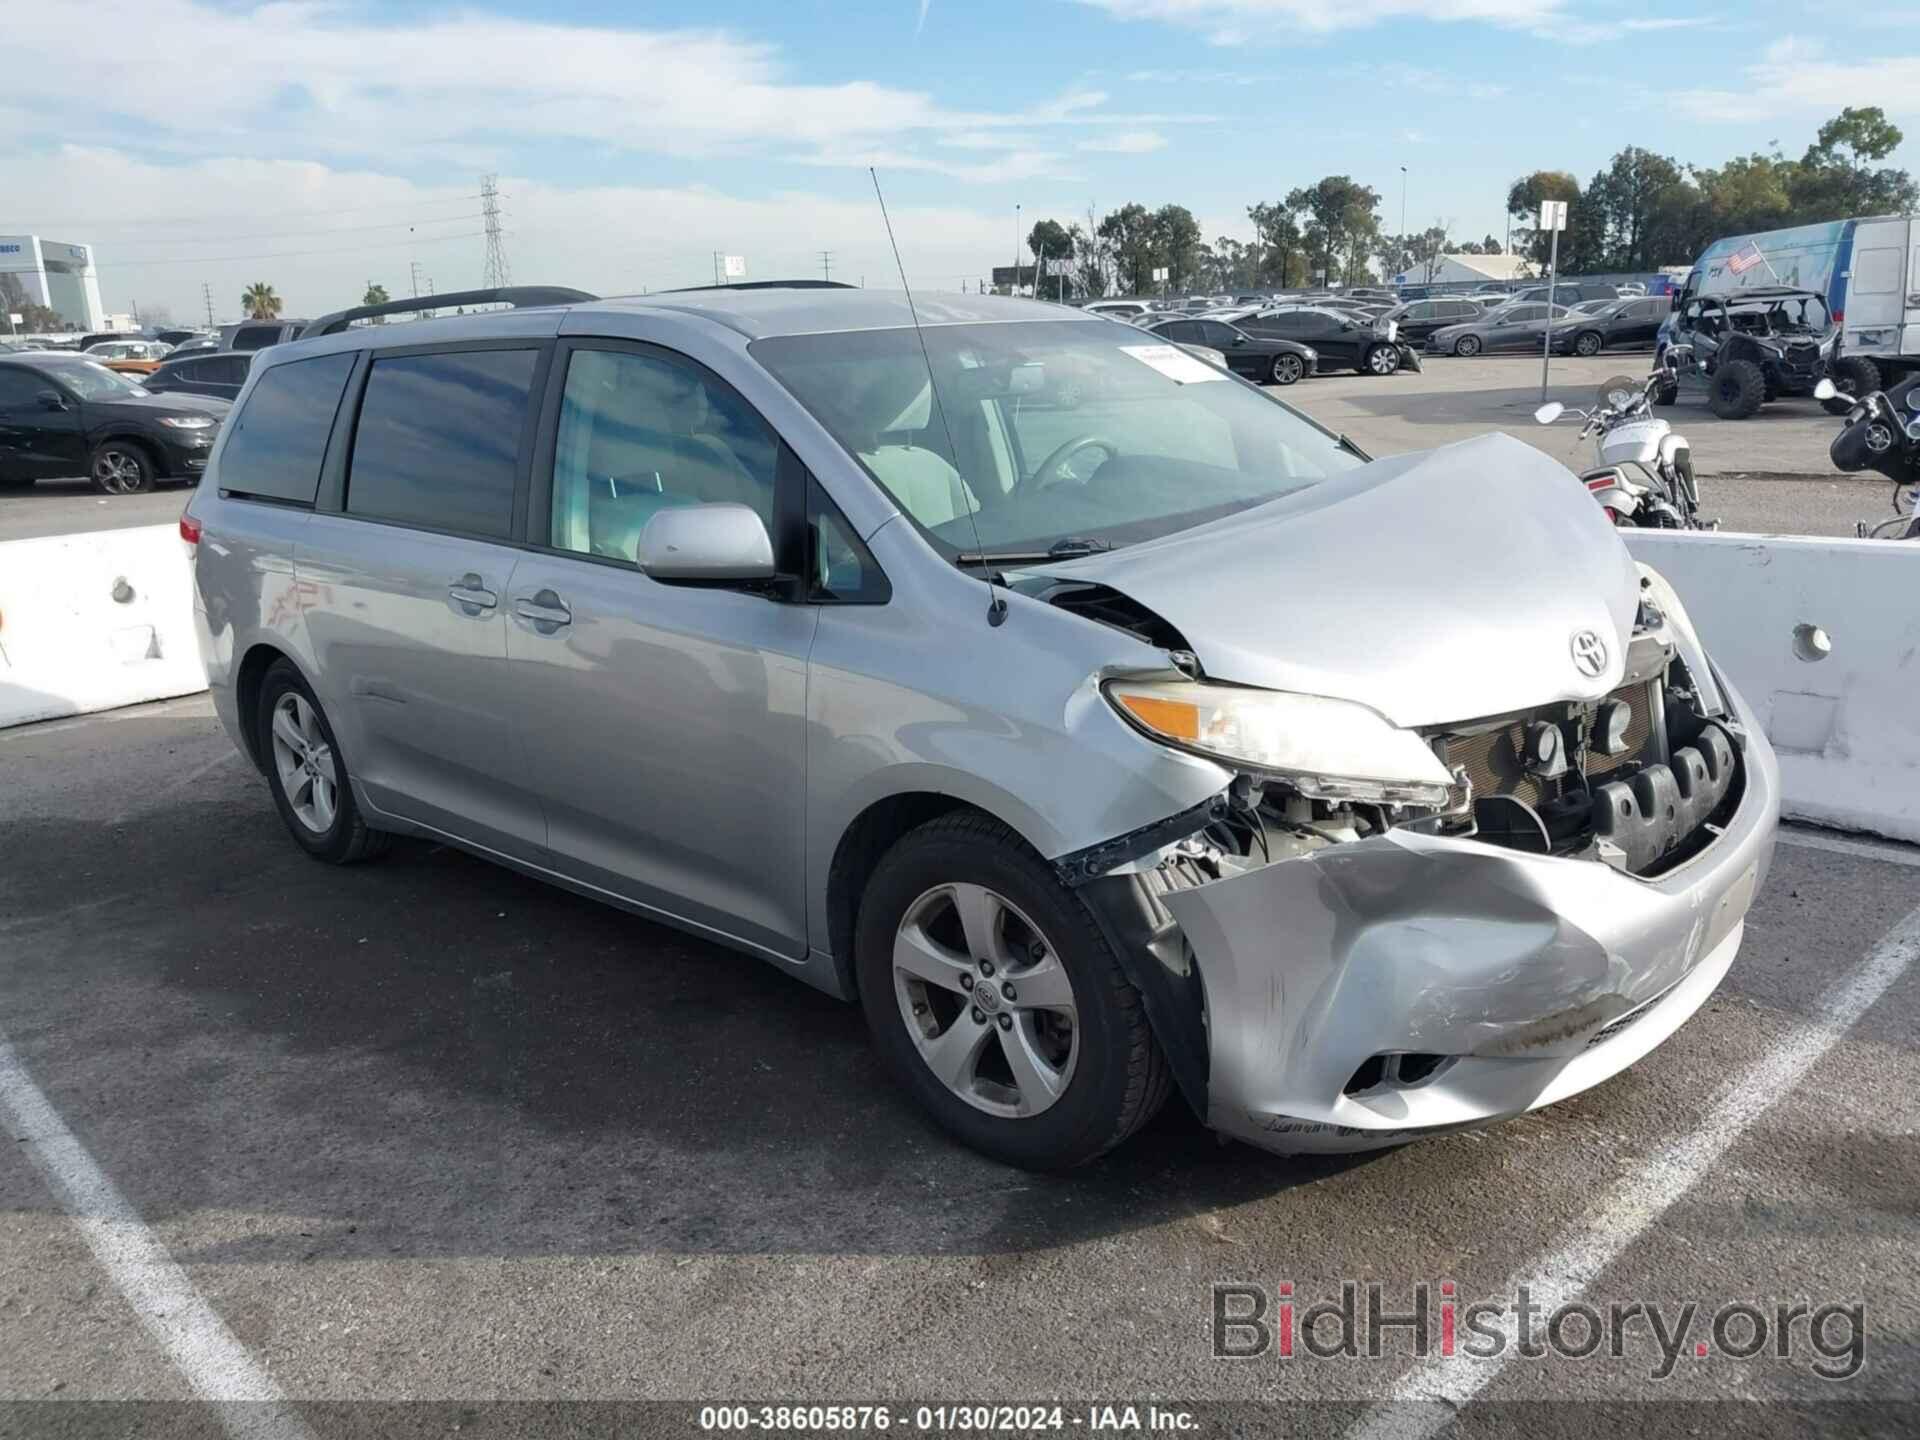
202 282 214 327
819 250 834 283
481 174 511 289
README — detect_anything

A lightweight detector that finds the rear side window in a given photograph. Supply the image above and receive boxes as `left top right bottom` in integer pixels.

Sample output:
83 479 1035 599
217 352 357 505
231 328 276 352
346 349 537 539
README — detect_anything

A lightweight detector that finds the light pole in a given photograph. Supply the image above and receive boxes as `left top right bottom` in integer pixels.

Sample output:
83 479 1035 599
1009 204 1022 296
1399 165 1408 257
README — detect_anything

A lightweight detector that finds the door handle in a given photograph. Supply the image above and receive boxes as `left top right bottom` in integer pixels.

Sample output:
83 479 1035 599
448 573 498 612
513 589 572 633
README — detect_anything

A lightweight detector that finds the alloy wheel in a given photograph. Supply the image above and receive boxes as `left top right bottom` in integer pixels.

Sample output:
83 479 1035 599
93 449 145 494
269 692 340 834
1272 354 1303 384
892 882 1079 1119
1367 346 1398 375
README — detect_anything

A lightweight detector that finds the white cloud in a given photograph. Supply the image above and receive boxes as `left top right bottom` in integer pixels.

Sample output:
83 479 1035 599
1079 0 1564 38
1077 131 1170 153
1671 38 1920 123
1340 62 1508 100
1620 15 1717 30
1 1 1210 175
7 147 1068 323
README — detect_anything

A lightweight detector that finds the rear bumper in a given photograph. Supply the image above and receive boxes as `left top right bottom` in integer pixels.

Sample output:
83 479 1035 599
1160 682 1780 1155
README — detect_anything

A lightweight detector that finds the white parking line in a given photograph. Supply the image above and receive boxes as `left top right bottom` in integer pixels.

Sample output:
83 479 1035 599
1347 899 1920 1440
0 1028 314 1440
1778 825 1920 869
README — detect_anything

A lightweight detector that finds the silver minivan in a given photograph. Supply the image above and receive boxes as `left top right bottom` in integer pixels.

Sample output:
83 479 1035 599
186 285 1779 1169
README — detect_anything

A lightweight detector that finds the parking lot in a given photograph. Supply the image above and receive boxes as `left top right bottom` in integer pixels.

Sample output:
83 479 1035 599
3 685 1917 1432
1 352 1897 547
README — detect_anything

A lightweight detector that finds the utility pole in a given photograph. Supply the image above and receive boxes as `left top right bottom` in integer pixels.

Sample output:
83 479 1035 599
713 251 722 286
819 251 834 283
202 282 214 328
480 174 510 289
1538 199 1568 402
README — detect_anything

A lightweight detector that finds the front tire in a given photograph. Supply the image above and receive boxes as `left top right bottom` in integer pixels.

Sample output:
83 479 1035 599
1828 357 1881 414
1269 352 1304 385
854 812 1170 1170
256 661 391 864
1573 330 1604 357
1363 344 1399 376
1707 359 1766 419
1453 334 1482 357
89 442 156 495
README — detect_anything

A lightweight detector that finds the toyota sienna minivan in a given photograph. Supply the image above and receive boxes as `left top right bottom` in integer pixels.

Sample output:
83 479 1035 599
185 284 1778 1170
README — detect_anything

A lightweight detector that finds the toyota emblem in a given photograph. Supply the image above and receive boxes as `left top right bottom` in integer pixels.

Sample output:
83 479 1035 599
1570 629 1609 678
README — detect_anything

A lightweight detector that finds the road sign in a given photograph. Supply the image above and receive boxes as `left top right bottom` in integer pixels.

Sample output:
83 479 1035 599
1151 267 1169 282
1538 200 1569 232
6 313 20 325
722 255 747 278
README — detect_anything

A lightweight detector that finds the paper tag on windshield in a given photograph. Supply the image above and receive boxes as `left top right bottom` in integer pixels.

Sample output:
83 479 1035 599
1120 343 1226 385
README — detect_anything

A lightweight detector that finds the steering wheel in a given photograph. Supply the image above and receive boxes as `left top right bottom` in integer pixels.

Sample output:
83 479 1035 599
1019 435 1120 495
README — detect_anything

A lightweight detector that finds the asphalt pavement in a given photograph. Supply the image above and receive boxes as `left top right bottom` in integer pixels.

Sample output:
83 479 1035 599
1 695 1916 1434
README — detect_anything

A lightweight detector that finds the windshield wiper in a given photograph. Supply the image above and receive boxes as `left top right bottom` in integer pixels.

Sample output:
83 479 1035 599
955 536 1116 566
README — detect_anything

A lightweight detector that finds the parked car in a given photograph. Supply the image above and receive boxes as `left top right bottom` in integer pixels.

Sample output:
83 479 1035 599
144 349 254 402
1379 297 1488 346
1426 302 1575 356
1238 305 1418 374
1552 296 1672 356
1657 288 1839 418
1143 316 1317 384
182 283 1777 1171
219 318 309 352
0 352 228 493
1081 301 1151 321
1514 282 1619 306
82 338 174 375
163 338 222 359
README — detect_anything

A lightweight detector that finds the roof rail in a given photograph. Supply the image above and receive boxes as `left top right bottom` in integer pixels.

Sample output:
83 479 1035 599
304 286 599 338
662 279 857 293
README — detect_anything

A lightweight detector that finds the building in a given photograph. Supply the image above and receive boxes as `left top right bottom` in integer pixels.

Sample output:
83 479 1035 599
0 235 106 331
1404 252 1538 287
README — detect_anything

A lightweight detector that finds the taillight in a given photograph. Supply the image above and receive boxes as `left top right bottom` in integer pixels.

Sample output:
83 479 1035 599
179 513 202 545
1585 477 1615 492
1604 507 1622 524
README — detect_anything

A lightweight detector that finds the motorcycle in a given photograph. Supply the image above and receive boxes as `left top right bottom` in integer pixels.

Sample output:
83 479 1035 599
1812 374 1920 541
1533 360 1709 529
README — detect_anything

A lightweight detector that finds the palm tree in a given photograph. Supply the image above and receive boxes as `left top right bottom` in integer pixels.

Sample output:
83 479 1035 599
362 282 389 306
241 282 282 320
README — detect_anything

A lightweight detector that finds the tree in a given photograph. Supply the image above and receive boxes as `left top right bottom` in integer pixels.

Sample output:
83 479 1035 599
1287 176 1381 286
1505 171 1581 269
1378 222 1452 283
0 272 65 332
1096 203 1156 295
1246 201 1306 287
363 282 390 306
1069 214 1112 299
1150 204 1203 291
1024 220 1073 299
1585 147 1687 271
242 282 282 320
1791 106 1917 221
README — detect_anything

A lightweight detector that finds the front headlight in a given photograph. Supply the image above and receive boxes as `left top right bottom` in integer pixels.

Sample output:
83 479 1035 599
1106 679 1454 806
159 415 216 430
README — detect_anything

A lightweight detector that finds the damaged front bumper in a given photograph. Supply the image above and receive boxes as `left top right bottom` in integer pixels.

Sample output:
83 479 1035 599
1142 684 1779 1156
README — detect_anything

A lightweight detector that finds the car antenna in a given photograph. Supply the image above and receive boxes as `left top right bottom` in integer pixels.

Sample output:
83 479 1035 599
870 167 1007 629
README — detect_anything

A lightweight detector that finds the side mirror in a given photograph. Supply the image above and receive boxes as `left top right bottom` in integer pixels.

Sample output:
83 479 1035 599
1534 402 1565 425
38 390 68 411
637 503 777 583
1813 378 1838 401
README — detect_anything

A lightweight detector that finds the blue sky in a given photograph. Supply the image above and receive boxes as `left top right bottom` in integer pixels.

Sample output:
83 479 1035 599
5 0 1916 321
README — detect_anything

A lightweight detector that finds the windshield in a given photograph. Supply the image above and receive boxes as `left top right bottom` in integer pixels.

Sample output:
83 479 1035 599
751 319 1364 556
41 360 149 400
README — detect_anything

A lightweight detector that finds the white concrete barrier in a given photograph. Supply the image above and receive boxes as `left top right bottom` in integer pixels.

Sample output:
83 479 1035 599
1627 531 1920 844
0 524 206 729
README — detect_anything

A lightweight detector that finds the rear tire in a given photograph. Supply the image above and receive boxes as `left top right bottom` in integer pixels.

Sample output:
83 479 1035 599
854 811 1170 1170
256 661 391 865
1707 359 1766 419
1453 334 1482 357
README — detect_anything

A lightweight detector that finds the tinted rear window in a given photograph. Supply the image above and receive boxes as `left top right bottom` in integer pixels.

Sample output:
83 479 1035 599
345 349 537 539
217 351 357 505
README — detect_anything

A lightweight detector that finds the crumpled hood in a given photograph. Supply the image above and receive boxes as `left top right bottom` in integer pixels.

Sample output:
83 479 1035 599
1032 433 1642 728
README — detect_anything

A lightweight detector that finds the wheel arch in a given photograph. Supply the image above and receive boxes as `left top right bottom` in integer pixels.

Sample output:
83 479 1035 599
233 640 317 773
89 430 167 476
